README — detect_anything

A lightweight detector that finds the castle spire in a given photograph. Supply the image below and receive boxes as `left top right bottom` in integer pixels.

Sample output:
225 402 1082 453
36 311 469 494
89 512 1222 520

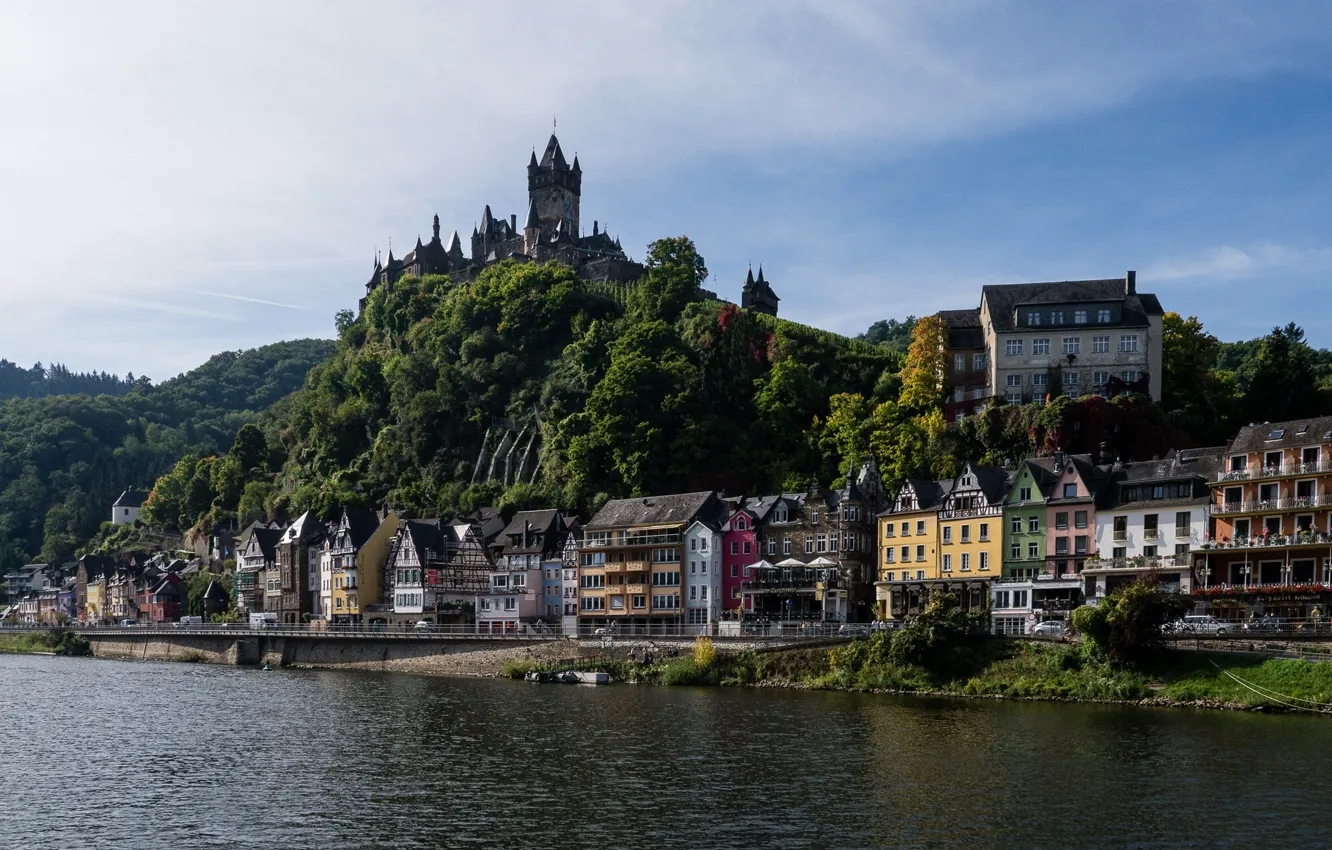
480 205 493 233
524 197 540 229
756 265 766 285
432 214 440 241
744 267 755 288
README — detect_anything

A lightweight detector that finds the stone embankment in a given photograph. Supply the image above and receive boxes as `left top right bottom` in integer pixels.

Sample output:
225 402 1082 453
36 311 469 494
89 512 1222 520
84 633 582 676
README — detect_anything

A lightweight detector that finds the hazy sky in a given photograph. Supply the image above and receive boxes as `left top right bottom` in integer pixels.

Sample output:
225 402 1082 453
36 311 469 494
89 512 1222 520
3 1 1331 380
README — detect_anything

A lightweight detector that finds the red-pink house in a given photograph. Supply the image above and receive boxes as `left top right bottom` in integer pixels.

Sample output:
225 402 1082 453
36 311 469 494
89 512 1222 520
723 497 781 612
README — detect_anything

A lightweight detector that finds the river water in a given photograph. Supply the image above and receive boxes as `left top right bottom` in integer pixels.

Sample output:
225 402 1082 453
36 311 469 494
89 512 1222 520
1 653 1327 849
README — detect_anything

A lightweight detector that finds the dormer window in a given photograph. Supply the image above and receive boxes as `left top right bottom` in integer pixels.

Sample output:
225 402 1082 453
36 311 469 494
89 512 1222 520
774 507 788 523
1027 311 1041 326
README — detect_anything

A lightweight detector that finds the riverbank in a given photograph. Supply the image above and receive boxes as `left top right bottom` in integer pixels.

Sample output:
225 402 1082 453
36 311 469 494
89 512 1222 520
0 630 91 656
511 639 1332 713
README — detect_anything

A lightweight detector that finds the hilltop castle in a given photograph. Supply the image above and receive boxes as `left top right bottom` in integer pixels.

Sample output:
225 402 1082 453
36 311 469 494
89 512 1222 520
360 132 780 317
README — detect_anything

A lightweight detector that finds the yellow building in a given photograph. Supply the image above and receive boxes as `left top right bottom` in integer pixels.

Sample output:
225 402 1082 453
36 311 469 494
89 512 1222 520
85 578 106 624
875 478 944 618
876 462 1010 619
325 508 400 625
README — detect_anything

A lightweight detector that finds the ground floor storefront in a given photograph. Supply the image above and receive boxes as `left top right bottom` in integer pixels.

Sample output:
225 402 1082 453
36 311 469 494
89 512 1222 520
875 579 991 621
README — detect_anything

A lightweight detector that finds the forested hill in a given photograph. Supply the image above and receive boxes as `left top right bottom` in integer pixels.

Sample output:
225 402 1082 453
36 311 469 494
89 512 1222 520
0 338 336 570
0 360 138 401
135 238 904 537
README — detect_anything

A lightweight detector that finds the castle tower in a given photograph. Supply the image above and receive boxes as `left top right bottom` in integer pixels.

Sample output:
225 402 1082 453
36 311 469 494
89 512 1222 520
527 134 580 241
741 266 780 316
522 198 541 257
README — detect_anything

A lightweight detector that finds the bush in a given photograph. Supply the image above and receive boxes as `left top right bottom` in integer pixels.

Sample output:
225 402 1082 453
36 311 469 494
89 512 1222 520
500 658 539 679
692 636 716 668
1071 581 1189 667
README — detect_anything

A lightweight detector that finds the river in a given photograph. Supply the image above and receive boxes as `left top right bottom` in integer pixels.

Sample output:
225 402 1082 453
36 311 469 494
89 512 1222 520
0 653 1326 849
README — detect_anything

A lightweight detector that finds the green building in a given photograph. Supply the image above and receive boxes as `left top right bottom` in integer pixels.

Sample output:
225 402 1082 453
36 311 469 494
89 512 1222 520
1002 460 1054 579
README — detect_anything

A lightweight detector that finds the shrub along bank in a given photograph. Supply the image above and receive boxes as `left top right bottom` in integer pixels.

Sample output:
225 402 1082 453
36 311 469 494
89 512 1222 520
0 630 92 656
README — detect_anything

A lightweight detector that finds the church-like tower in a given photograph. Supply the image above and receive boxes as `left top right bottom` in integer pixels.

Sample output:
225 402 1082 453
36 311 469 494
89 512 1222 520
741 266 780 316
527 133 580 239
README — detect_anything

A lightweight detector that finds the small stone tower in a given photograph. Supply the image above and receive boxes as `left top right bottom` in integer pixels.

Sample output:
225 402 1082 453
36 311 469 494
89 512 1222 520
741 266 780 316
527 134 581 240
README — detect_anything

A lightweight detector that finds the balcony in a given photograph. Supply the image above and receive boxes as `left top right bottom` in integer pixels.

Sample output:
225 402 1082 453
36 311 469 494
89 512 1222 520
1200 532 1332 552
625 583 647 594
1216 459 1332 483
583 531 682 549
1213 494 1332 516
939 506 1002 520
603 564 624 574
1142 528 1162 541
1112 530 1128 541
1082 555 1191 572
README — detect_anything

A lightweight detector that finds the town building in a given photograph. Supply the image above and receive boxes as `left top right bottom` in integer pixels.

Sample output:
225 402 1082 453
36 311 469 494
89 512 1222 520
235 522 282 615
683 519 723 631
112 489 149 525
877 463 1006 620
269 512 325 625
722 497 773 613
560 524 582 636
320 507 399 627
387 510 502 625
478 510 573 634
579 491 725 635
940 308 988 422
1196 418 1332 622
979 272 1164 405
1084 449 1220 602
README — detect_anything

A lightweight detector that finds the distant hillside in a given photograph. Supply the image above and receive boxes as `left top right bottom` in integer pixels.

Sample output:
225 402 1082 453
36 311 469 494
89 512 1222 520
0 338 336 570
0 360 138 401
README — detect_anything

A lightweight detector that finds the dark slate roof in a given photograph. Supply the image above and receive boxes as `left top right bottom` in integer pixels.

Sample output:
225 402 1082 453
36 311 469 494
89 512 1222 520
499 510 563 556
1117 448 1225 482
937 308 981 328
882 478 953 515
339 507 382 550
980 276 1163 333
247 527 283 560
113 489 149 509
402 519 446 562
1229 417 1332 454
203 580 230 601
586 491 718 530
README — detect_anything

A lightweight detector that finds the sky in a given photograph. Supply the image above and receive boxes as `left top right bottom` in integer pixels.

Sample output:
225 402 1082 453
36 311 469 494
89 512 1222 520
2 1 1331 381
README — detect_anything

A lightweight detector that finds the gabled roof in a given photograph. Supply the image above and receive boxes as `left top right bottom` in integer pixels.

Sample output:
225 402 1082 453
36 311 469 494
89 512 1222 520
937 308 981 328
956 462 1013 505
335 507 382 550
499 510 564 557
1229 417 1332 454
279 511 325 545
980 276 1162 333
400 519 447 563
586 491 719 530
113 489 149 509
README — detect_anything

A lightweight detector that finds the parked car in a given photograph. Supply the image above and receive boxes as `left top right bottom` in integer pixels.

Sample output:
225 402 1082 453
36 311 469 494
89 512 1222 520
1031 620 1067 638
870 620 901 632
413 620 435 632
118 619 138 627
1170 614 1229 635
839 623 871 637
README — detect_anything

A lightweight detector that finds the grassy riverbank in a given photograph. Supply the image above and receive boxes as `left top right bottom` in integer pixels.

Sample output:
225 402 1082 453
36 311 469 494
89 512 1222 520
0 630 92 656
507 638 1332 713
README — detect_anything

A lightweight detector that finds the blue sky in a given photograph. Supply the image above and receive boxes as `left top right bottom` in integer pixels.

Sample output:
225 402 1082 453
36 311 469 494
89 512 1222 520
2 1 1330 380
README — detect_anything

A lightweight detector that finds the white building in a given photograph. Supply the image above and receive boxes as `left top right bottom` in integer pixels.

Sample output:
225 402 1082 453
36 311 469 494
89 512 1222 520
1084 449 1221 602
112 489 149 525
561 529 581 636
683 520 722 633
979 272 1164 405
477 510 576 634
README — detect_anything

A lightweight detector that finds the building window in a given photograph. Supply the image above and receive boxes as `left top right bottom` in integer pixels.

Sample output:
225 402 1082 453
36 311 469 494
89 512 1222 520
1074 511 1088 529
730 541 738 555
1121 370 1140 383
1143 545 1157 558
1027 516 1039 532
916 520 926 535
766 538 776 555
884 571 895 582
1051 311 1064 324
1011 517 1021 533
1027 311 1041 326
1119 334 1139 353
942 554 952 572
916 570 925 580
885 549 895 563
954 353 965 371
1063 372 1079 389
1006 374 1022 388
961 525 971 543
730 564 739 577
1092 335 1110 354
1092 370 1109 387
1097 308 1111 323
979 522 989 541
1010 543 1020 559
1005 339 1024 356
632 595 645 609
901 546 910 562
1027 542 1039 559
916 545 926 562
961 553 970 571
1074 310 1087 324
1007 392 1022 405
783 537 792 555
1055 512 1069 529
973 353 985 370
815 535 827 553
1032 373 1047 388
805 538 814 554
742 541 751 555
1062 337 1081 355
1063 484 1076 498
1019 487 1032 502
942 527 953 544
979 552 989 570
1024 337 1049 357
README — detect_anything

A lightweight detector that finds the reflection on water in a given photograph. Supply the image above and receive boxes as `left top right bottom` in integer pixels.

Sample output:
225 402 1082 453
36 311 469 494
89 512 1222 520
0 654 1326 849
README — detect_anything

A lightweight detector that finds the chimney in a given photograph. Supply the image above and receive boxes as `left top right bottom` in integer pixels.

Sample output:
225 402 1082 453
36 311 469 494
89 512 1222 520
1054 450 1066 471
510 214 517 233
1125 270 1136 296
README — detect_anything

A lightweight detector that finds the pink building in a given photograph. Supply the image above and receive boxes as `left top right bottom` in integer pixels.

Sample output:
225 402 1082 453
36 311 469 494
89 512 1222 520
1042 453 1105 577
722 500 765 612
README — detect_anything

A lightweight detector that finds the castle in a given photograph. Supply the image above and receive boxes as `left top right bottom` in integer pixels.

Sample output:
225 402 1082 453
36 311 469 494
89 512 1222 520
361 133 780 317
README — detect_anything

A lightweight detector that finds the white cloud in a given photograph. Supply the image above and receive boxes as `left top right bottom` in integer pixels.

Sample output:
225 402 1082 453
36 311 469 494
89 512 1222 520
0 1 1328 373
1143 243 1332 283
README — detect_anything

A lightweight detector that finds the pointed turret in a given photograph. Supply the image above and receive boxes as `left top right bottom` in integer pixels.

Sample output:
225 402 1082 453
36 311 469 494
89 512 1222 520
540 133 566 168
528 149 539 173
741 264 780 317
415 235 424 250
366 254 383 289
524 198 540 229
756 265 767 285
480 205 493 234
445 230 463 259
432 214 441 242
744 267 755 288
571 154 581 174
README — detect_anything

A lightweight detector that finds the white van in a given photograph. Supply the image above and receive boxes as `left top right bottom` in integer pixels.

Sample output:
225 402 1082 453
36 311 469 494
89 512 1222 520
249 612 279 630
